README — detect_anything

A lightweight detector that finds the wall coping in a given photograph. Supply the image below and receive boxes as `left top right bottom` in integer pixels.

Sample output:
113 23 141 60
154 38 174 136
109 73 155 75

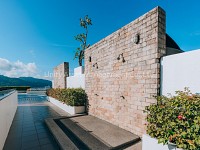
0 90 16 101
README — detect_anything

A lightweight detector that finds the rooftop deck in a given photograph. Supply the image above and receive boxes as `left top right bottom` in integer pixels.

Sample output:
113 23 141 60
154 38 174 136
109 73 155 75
3 94 68 150
3 93 141 150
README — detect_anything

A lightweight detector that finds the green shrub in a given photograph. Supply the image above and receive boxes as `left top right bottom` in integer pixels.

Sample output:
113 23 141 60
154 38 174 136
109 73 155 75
144 88 200 150
47 88 87 106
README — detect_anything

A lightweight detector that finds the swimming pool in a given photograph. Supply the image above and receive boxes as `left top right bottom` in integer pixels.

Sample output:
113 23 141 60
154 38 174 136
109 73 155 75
18 94 48 104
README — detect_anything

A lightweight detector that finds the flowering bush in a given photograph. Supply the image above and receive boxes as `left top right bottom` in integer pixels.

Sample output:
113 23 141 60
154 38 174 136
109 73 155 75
47 88 87 106
144 88 200 150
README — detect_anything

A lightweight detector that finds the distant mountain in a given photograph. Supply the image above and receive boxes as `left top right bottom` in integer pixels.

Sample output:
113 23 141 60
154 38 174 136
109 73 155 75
0 75 52 87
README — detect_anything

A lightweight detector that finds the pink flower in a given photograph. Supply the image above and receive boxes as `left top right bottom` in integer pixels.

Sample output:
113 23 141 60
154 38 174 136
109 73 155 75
178 115 183 120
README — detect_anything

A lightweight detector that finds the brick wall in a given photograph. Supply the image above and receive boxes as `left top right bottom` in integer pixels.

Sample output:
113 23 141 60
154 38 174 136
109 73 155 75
85 7 166 136
53 62 69 89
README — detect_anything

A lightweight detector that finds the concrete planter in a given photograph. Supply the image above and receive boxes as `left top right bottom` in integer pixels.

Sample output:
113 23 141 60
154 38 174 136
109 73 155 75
142 134 182 150
48 97 85 115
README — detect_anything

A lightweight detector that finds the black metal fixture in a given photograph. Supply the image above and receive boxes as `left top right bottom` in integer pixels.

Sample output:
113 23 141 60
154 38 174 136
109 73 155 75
117 53 125 63
93 63 98 69
134 33 140 44
120 96 125 99
89 56 92 62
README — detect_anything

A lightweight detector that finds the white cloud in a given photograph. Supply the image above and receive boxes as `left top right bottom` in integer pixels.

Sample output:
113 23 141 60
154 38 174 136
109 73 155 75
0 58 12 71
0 58 37 77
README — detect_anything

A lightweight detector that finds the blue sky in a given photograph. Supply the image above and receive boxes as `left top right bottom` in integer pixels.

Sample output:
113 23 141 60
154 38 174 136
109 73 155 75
0 0 199 80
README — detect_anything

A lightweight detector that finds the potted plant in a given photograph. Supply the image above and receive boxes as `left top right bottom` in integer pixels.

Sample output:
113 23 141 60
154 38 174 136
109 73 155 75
143 88 200 150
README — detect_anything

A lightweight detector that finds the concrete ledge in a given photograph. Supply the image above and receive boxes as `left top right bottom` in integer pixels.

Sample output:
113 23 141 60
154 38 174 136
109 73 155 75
0 90 16 100
142 134 182 150
48 97 85 115
61 118 111 150
62 115 140 149
45 118 78 150
45 115 141 150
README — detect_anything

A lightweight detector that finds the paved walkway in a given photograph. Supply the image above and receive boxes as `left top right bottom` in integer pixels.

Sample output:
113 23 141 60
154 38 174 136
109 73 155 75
3 94 68 150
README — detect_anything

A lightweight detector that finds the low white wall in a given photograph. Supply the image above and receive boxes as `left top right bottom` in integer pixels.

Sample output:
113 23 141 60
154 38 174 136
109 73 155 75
0 91 18 150
67 75 85 89
67 66 85 89
161 49 200 96
142 134 182 150
48 97 85 115
74 66 84 75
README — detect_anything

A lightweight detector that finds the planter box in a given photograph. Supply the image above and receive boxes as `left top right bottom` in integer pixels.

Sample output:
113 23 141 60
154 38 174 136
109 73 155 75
142 134 182 150
48 97 85 115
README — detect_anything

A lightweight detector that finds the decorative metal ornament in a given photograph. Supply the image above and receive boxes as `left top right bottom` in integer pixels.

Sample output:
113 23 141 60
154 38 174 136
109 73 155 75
117 53 126 63
120 95 125 99
134 33 140 44
89 56 92 62
93 63 98 69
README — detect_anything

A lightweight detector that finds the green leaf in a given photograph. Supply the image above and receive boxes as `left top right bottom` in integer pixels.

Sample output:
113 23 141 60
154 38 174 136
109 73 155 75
145 88 200 149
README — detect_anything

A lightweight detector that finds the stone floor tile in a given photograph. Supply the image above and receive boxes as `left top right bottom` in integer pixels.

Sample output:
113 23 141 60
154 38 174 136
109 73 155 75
4 94 63 150
40 143 59 150
21 140 40 150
